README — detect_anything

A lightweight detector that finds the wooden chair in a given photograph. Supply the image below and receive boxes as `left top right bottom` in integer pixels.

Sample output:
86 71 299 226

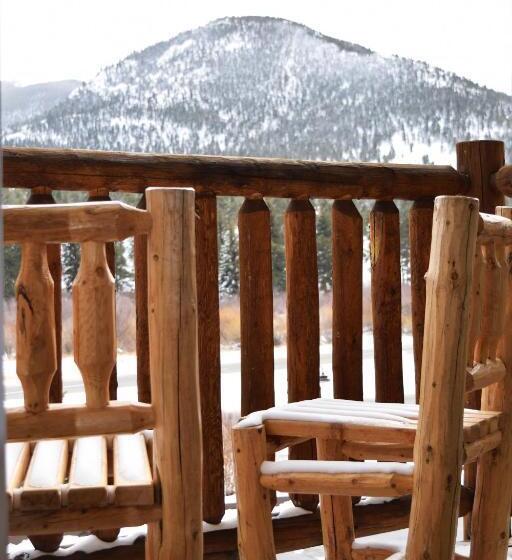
233 195 512 560
4 188 203 559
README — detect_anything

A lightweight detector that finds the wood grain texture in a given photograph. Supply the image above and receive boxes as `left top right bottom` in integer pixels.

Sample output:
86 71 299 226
406 196 479 560
134 194 151 403
495 164 512 196
470 205 512 559
409 199 433 403
332 200 363 401
2 146 467 199
195 192 224 525
26 189 62 404
239 198 275 415
285 199 320 512
370 201 403 403
146 187 203 559
316 439 354 560
87 191 118 401
7 402 154 442
16 242 57 413
73 242 116 408
4 201 151 243
232 425 276 560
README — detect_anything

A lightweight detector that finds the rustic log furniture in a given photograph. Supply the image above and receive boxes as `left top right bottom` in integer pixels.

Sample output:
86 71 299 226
233 195 512 560
4 189 203 560
2 140 510 558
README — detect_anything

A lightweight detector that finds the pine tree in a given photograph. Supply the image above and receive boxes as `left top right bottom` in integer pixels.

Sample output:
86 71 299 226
3 245 21 298
62 243 80 291
115 241 133 292
315 200 332 292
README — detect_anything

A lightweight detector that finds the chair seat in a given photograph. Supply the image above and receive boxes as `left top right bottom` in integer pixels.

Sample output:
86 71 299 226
240 398 503 458
6 432 154 513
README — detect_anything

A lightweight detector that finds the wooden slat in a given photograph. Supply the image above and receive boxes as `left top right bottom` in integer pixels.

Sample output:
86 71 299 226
67 436 108 507
20 439 68 511
9 504 162 536
113 433 153 506
6 442 30 509
7 402 155 442
239 198 274 415
370 201 404 403
3 147 468 199
465 360 506 393
409 198 433 403
87 190 118 401
195 193 224 525
332 200 363 400
134 194 150 403
260 467 413 497
4 201 151 243
285 199 320 512
27 188 62 404
16 242 57 413
73 241 116 408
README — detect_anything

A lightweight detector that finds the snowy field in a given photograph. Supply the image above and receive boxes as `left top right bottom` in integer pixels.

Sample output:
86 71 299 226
3 332 417 408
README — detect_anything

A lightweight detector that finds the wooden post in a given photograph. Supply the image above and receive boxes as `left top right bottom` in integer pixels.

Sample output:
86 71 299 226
406 196 479 559
73 242 116 409
87 190 118 400
332 200 363 401
409 199 433 403
195 192 224 525
26 188 62 404
146 187 203 560
469 206 512 559
370 201 403 403
16 243 57 413
285 198 320 512
316 439 354 560
456 139 505 537
239 198 274 415
134 193 151 404
233 424 276 560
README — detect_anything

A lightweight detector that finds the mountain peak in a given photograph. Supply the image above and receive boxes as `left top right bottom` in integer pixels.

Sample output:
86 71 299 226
3 17 511 163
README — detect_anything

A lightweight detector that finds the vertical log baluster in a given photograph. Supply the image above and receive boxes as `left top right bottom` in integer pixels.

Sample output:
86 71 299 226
285 198 320 512
73 242 116 408
370 201 404 403
88 190 118 400
467 246 483 367
135 193 151 404
239 198 274 415
146 188 203 559
332 200 363 401
409 199 433 403
456 139 505 539
27 188 62 404
195 193 224 524
470 207 512 558
16 243 57 413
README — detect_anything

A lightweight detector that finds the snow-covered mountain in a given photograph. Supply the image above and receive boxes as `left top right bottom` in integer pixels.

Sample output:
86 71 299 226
1 80 80 127
3 17 511 163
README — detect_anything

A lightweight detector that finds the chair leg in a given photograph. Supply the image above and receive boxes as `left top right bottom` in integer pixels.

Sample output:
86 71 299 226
317 439 354 560
470 441 512 559
233 424 276 560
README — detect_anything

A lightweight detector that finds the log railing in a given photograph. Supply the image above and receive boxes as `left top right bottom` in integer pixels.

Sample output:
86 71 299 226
2 139 508 558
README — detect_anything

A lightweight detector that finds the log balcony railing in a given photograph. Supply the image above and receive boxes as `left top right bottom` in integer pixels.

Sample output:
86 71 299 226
2 140 511 558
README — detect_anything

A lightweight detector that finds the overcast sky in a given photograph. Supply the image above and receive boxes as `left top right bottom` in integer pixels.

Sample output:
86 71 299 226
1 0 511 94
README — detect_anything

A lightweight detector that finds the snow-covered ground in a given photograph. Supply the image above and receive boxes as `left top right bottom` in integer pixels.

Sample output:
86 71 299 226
3 332 417 409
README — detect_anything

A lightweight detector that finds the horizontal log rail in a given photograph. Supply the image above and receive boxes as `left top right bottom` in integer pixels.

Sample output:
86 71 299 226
477 211 512 243
3 201 152 244
7 402 155 442
2 147 469 199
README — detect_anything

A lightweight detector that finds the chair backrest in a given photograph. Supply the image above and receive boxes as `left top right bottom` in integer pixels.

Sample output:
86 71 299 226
407 195 512 558
4 188 203 558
